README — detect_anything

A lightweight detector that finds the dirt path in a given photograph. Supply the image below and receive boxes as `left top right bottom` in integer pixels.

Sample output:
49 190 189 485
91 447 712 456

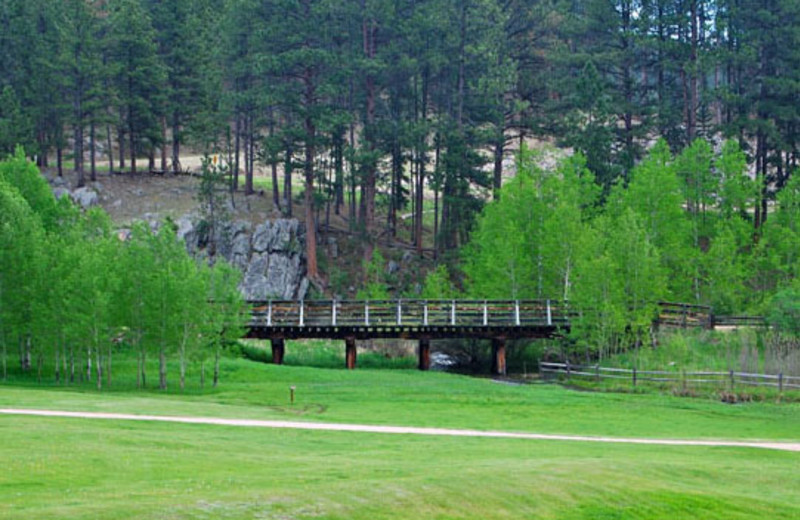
2 408 798 452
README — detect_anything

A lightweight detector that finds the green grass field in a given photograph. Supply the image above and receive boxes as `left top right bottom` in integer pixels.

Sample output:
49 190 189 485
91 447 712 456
1 353 798 519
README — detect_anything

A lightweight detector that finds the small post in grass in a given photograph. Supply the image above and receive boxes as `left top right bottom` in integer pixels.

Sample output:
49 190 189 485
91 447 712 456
290 385 296 405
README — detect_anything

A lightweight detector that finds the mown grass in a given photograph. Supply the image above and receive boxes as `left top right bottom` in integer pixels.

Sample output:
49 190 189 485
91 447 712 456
1 414 798 520
2 350 798 440
1 351 799 519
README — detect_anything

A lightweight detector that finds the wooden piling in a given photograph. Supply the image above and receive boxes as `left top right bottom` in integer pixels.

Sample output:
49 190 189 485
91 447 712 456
492 338 506 376
345 337 357 370
271 338 285 365
418 339 431 371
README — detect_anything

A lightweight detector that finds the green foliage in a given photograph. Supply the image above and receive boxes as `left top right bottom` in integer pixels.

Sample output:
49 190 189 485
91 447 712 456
357 249 390 300
0 155 243 389
563 61 619 190
459 139 799 356
767 285 800 338
421 264 458 300
463 146 596 300
0 87 32 155
196 154 231 252
0 147 59 231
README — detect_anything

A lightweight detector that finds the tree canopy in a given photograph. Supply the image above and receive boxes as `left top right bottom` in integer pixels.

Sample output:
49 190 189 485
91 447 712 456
0 151 245 388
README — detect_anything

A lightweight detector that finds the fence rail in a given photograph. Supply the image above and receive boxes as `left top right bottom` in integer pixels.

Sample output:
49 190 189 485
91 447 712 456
539 362 800 391
713 315 768 327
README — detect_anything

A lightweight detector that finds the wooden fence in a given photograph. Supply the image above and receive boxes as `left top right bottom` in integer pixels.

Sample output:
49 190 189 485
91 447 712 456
712 315 768 327
539 362 800 391
656 301 713 328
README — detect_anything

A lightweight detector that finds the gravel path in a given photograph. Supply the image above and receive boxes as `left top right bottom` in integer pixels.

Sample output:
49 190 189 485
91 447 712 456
2 408 798 452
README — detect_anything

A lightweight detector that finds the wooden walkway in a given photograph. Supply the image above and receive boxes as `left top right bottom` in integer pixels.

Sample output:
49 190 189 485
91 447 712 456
245 299 722 374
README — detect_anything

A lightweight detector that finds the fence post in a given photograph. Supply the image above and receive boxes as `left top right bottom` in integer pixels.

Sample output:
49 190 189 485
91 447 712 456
595 364 600 382
632 367 637 388
365 301 370 326
267 301 272 327
483 300 488 326
299 301 305 327
729 369 735 392
779 372 784 393
332 300 337 326
515 300 520 326
397 300 402 325
451 300 456 326
566 360 571 381
546 299 552 326
423 302 428 326
682 304 687 328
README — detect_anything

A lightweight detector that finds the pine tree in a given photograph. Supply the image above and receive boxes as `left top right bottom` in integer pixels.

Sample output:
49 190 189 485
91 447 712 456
107 0 166 173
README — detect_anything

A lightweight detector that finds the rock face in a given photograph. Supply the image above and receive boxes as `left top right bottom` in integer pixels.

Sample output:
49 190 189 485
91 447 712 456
179 216 309 301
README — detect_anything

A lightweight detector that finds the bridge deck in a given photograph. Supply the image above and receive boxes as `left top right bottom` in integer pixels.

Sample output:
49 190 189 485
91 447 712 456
244 299 715 374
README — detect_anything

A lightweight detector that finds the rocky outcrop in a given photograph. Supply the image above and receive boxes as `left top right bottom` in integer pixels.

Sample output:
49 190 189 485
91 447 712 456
43 174 308 301
44 175 98 209
178 216 309 301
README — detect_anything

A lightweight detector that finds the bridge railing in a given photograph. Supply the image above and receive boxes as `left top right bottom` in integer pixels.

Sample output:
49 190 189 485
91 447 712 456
248 299 571 328
247 299 764 331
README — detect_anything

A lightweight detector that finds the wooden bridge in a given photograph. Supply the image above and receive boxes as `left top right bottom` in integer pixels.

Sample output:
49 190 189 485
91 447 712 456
245 299 718 374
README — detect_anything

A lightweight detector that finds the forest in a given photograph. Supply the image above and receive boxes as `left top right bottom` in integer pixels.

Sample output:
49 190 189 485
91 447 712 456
1 0 799 275
1 0 800 370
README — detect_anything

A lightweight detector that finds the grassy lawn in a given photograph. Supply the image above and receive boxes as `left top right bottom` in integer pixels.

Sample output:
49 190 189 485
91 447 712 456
1 414 798 519
1 351 799 440
1 353 798 519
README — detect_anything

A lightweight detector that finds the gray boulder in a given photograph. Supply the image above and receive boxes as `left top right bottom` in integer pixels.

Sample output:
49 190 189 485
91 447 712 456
175 214 309 302
232 229 251 257
271 219 299 253
71 187 98 209
214 220 250 261
47 174 68 188
251 221 273 253
52 187 71 201
240 253 271 300
176 214 199 253
296 278 310 300
239 251 307 301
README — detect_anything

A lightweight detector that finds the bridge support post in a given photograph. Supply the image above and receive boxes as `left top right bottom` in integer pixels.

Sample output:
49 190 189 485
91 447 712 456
418 339 431 371
345 337 357 370
491 338 506 376
271 338 285 365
